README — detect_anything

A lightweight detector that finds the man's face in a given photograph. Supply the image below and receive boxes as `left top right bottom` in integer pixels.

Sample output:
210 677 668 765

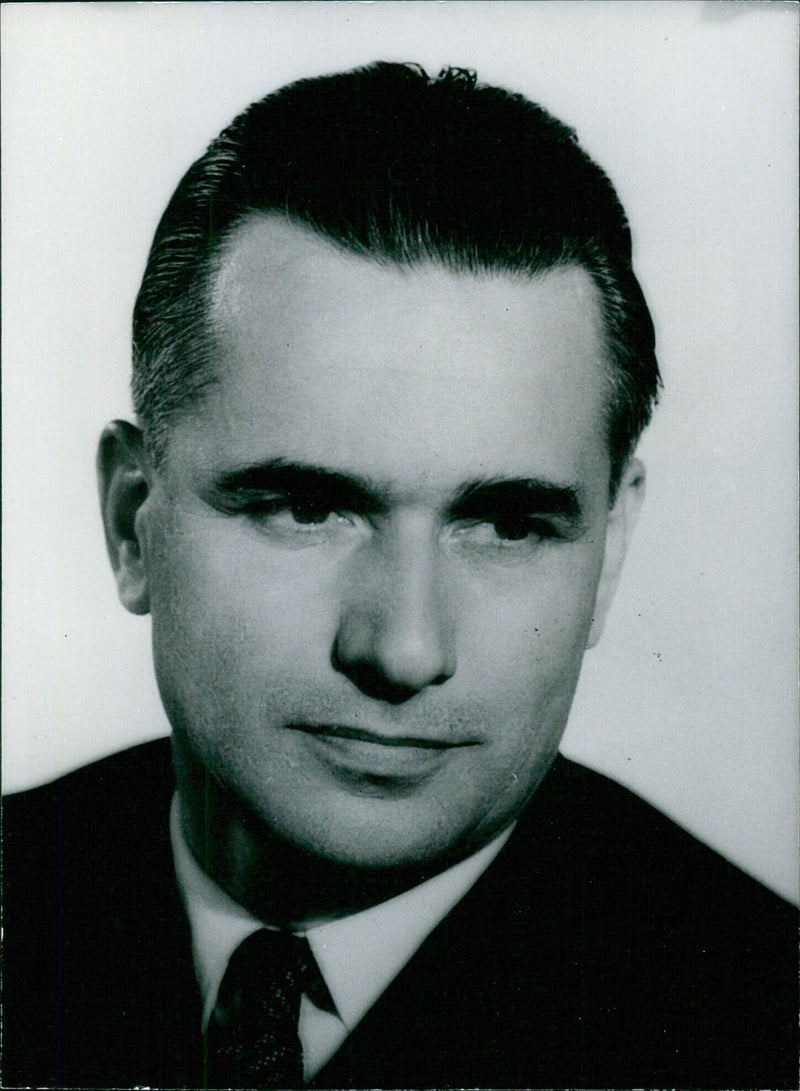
133 216 638 871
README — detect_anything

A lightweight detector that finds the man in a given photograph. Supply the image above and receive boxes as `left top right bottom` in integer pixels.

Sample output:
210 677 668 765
3 62 796 1089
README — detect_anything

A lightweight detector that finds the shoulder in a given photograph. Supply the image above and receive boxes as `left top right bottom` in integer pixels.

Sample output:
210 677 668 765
2 738 198 1088
4 737 173 855
489 755 798 1085
4 738 174 953
4 733 173 811
4 736 176 935
542 755 794 914
4 734 174 915
498 754 797 956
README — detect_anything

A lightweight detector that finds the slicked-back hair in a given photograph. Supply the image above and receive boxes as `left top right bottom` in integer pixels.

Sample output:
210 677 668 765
133 62 660 494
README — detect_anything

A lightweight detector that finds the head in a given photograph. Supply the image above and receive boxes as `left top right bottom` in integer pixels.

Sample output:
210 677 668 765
100 63 659 914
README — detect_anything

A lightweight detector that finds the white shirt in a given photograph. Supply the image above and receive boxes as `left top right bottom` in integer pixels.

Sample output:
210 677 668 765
170 796 514 1079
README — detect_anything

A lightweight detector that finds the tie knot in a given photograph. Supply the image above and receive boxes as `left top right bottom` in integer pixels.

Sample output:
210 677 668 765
206 929 315 1088
214 929 315 1028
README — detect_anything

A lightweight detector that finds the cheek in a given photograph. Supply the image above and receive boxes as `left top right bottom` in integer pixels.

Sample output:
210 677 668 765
459 556 601 691
458 563 601 772
148 517 335 662
144 526 285 730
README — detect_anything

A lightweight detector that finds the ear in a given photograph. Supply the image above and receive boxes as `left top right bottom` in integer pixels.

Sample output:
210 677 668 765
586 457 645 649
97 421 152 615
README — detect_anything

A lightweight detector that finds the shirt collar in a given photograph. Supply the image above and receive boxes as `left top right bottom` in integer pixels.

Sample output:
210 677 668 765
171 794 514 1032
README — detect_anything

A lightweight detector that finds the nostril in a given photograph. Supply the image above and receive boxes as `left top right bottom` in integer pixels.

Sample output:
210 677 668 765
331 632 454 703
337 660 425 704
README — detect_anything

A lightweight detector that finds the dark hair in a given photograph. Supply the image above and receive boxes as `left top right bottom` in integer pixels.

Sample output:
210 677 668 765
133 62 659 492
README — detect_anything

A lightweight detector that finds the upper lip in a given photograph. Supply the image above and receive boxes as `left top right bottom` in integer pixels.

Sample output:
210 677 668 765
288 723 478 749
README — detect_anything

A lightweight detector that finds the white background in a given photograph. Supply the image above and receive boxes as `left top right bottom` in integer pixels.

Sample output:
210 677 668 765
2 1 797 901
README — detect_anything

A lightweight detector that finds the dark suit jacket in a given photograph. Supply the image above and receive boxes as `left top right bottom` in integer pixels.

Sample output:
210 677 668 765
3 739 797 1089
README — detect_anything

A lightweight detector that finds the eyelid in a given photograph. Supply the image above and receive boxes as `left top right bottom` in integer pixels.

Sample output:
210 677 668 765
219 486 382 521
249 489 331 506
217 486 347 513
453 500 565 526
453 512 562 539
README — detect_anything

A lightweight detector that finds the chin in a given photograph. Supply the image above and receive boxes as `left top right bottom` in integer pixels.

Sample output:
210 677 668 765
257 801 474 874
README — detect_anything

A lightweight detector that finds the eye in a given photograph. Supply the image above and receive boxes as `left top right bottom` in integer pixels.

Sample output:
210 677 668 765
286 501 335 526
491 515 545 542
250 498 339 527
486 514 554 541
239 494 361 545
452 515 558 552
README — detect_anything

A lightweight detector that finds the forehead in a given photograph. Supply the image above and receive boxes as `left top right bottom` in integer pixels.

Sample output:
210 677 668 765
187 216 611 493
211 215 606 368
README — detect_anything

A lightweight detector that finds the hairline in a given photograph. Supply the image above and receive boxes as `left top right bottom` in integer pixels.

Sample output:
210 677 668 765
143 210 624 497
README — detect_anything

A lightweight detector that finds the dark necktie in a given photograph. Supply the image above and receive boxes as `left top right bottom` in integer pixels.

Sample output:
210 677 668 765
205 928 315 1089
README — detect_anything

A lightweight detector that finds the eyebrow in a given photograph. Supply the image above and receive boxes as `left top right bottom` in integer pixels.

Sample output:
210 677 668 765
211 460 386 513
451 478 585 528
211 460 584 525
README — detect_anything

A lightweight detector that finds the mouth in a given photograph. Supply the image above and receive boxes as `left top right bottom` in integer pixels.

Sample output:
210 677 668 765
287 723 476 749
285 722 479 785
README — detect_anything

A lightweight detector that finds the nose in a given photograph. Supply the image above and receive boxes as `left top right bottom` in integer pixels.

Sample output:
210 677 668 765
333 521 456 703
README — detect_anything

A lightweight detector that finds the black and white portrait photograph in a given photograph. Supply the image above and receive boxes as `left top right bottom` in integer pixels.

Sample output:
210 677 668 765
2 2 797 1088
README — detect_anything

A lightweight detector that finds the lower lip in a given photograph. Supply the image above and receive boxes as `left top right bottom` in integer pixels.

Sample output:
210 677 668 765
289 727 464 780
